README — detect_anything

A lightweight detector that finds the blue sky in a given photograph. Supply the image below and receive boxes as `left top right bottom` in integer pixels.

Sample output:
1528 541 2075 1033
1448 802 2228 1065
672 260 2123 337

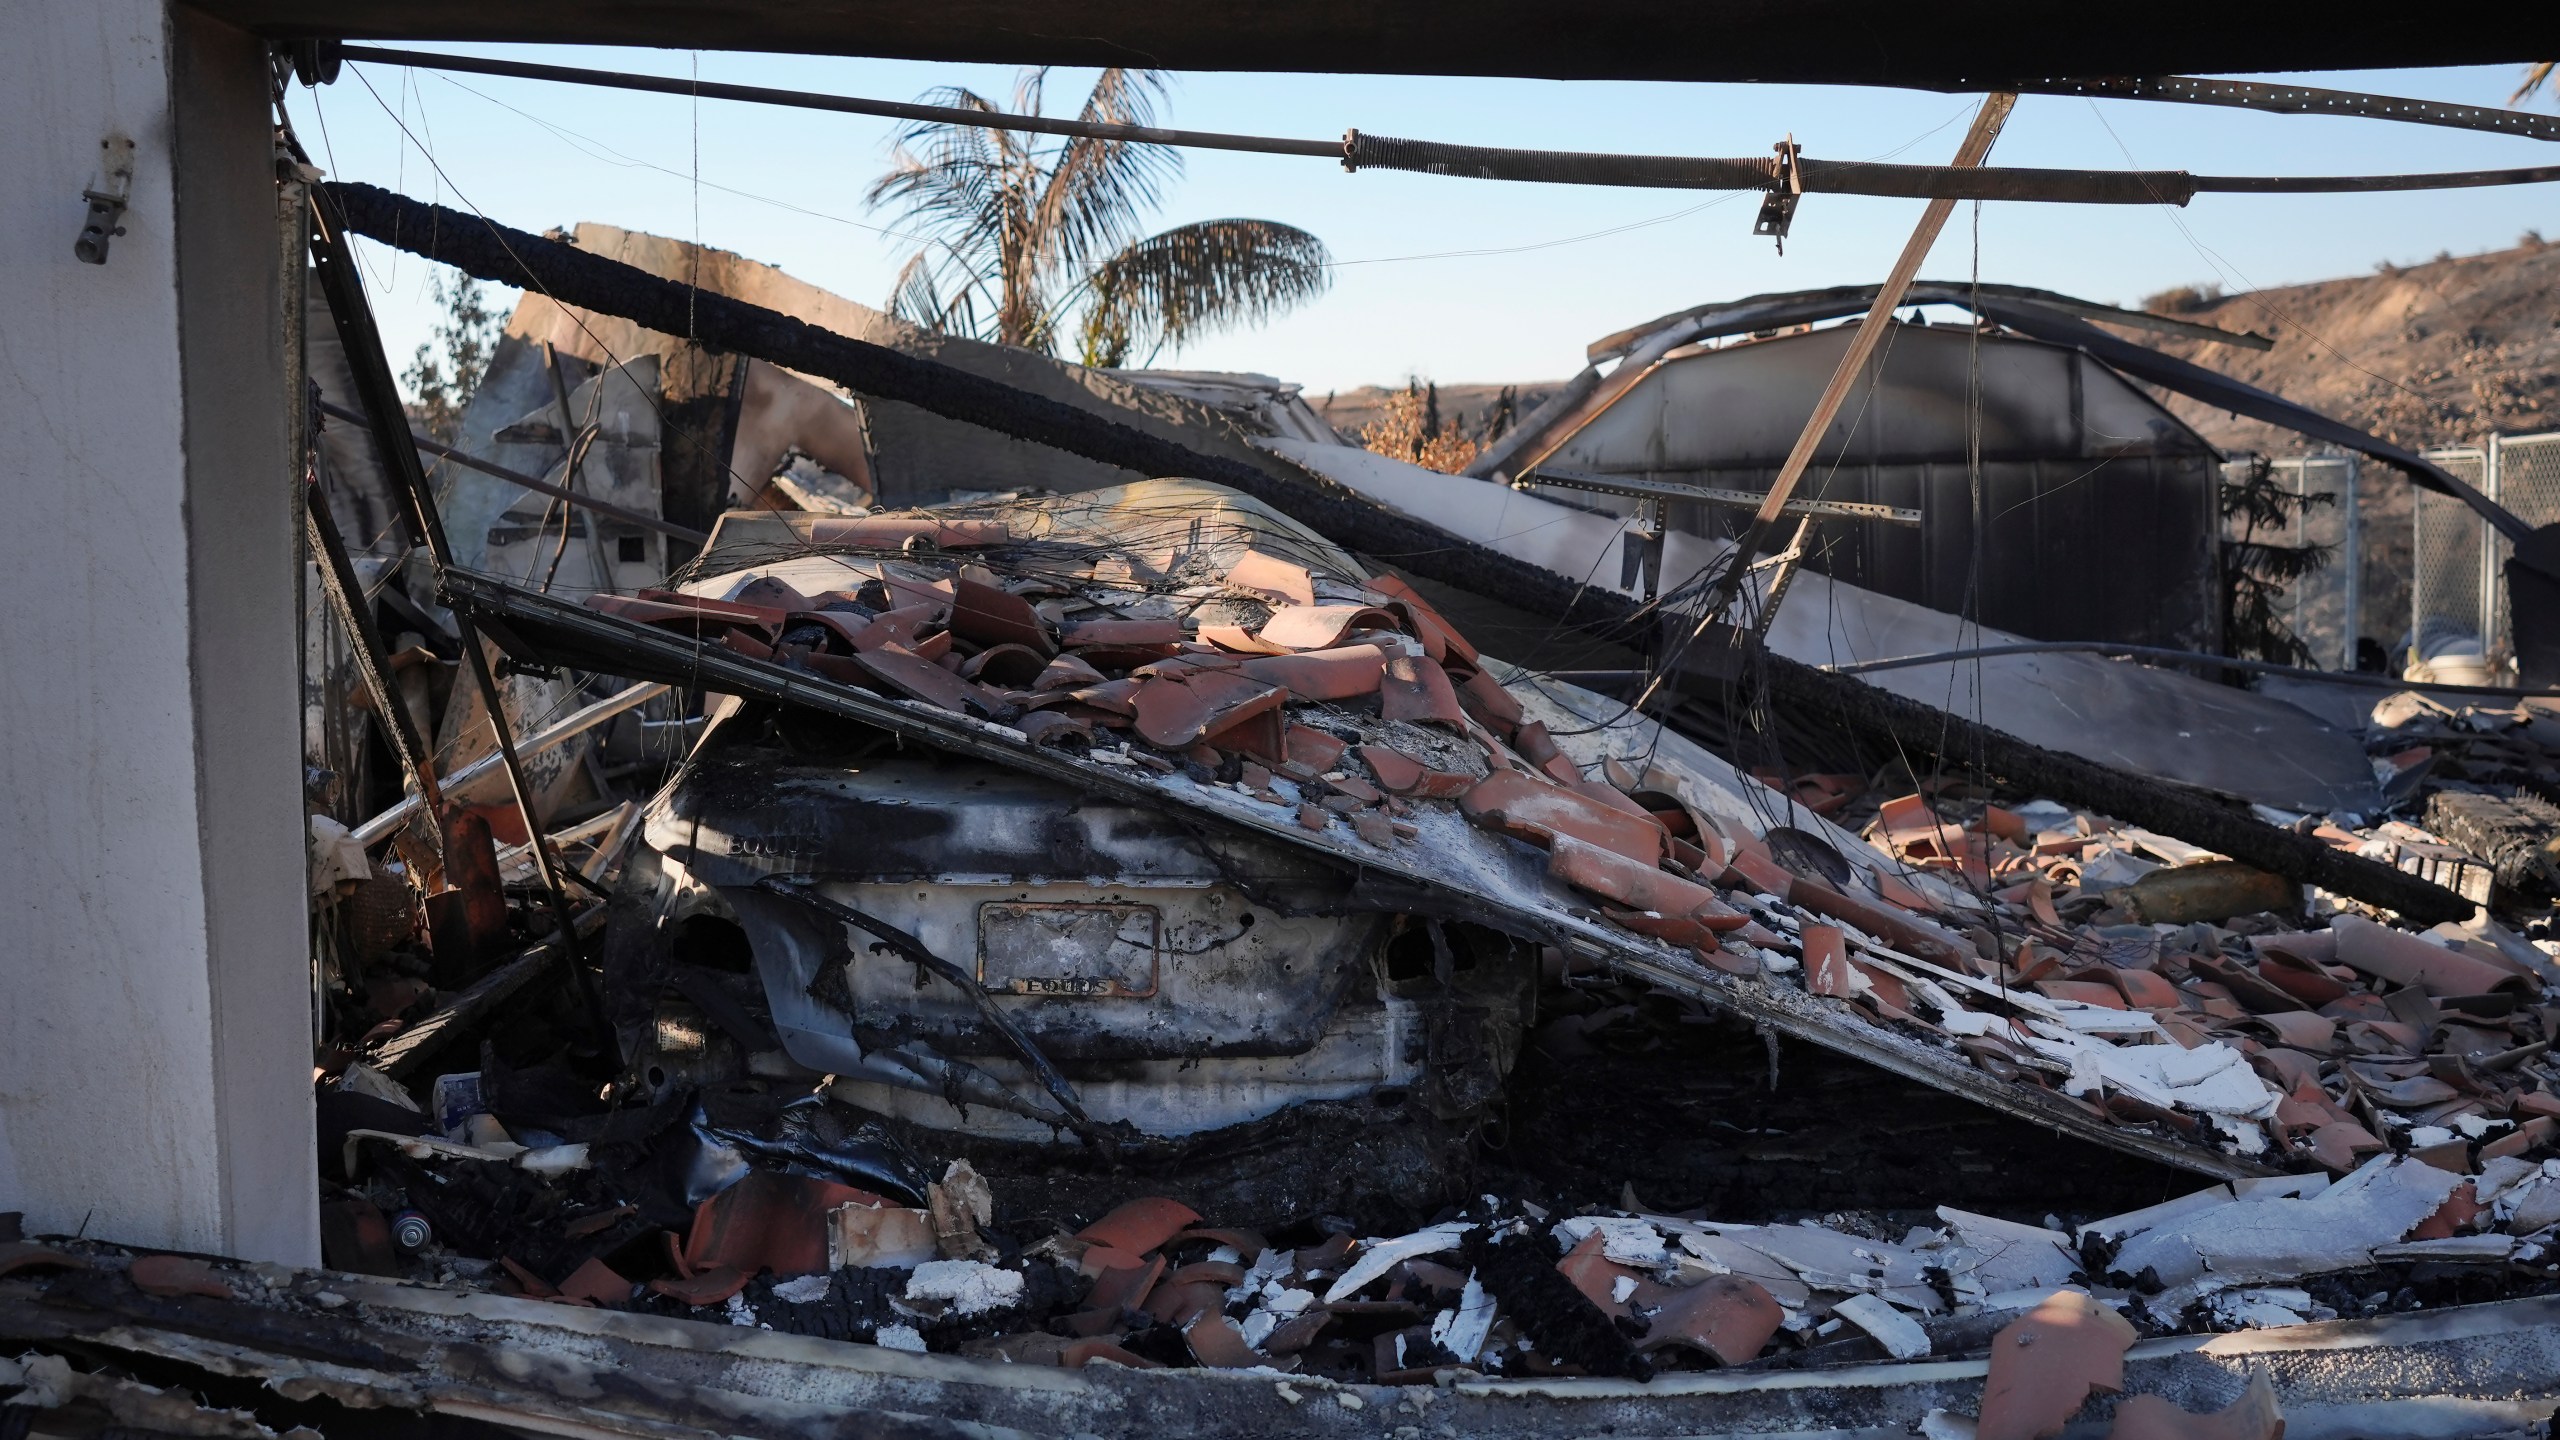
287 51 2560 397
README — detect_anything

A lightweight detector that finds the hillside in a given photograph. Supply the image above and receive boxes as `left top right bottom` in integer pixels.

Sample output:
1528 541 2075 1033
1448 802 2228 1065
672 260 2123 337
2143 235 2560 456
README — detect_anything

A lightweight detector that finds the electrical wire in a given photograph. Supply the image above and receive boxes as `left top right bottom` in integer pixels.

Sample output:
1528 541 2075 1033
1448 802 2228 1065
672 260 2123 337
328 45 2560 205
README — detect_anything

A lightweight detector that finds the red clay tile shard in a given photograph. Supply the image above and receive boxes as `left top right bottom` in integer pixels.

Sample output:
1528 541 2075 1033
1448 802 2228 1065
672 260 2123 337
1980 804 2031 844
1721 835 1800 900
2037 980 2128 1010
1548 834 1740 928
1285 724 1348 772
0 1243 89 1278
1977 1289 2137 1440
1184 1312 1261 1369
1365 574 1481 668
611 589 790 629
1196 623 1292 655
1448 666 1524 735
559 1256 634 1307
856 644 1000 716
1788 879 1971 968
1132 671 1285 752
128 1254 232 1300
1297 803 1328 831
1258 604 1398 652
1802 925 1855 997
1237 644 1388 702
1380 653 1467 728
1358 743 1426 794
1605 908 1720 949
1079 1250 1164 1315
1638 1274 1784 1365
850 603 941 653
1077 1197 1201 1258
1030 653 1107 691
2331 915 2534 998
2482 1115 2558 1162
804 514 1012 549
1555 1232 1641 1319
649 1266 751 1307
1512 720 1565 769
1227 549 1317 606
1463 769 1664 865
1144 1278 1229 1326
687 1171 888 1279
500 1257 559 1298
950 577 1055 655
960 643 1050 688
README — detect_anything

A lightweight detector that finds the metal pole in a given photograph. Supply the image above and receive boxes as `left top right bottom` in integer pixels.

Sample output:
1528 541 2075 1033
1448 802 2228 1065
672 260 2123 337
2340 454 2361 671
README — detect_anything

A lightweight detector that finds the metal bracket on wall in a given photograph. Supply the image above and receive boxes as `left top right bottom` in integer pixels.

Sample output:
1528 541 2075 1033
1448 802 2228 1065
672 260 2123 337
73 135 135 265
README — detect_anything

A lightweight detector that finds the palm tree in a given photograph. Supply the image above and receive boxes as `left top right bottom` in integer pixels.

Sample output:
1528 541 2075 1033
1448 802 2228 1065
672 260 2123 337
2517 63 2555 106
867 69 1332 369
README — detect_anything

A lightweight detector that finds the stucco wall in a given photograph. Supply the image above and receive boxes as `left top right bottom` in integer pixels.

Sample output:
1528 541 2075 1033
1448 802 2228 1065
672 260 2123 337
0 0 313 1262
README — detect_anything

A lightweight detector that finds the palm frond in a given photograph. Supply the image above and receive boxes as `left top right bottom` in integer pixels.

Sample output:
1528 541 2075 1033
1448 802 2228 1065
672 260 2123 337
1034 70 1182 278
2514 62 2556 106
1080 218 1333 366
885 250 988 338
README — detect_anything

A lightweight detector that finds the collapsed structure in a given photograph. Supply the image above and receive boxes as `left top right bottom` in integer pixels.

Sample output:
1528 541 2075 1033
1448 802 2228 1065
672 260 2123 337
12 181 2560 1439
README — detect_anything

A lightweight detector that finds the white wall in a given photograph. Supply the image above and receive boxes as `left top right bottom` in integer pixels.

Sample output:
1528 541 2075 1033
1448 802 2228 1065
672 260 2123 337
0 0 314 1263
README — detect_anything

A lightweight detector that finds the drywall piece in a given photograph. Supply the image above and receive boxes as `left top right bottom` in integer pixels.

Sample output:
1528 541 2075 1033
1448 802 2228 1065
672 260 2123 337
2112 1155 2462 1289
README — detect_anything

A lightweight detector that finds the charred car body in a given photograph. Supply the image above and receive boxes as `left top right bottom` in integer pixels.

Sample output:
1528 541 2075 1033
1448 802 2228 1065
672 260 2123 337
602 484 1536 1212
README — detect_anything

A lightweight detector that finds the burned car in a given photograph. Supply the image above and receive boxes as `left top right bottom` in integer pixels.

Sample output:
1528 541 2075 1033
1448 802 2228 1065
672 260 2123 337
601 482 1539 1217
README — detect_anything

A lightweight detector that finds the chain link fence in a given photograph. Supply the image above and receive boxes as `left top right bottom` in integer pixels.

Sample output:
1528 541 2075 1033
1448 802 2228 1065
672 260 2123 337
2413 447 2492 674
2490 433 2560 668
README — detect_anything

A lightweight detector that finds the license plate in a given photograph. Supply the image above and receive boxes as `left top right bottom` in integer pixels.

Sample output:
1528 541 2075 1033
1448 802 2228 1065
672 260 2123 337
977 902 1160 998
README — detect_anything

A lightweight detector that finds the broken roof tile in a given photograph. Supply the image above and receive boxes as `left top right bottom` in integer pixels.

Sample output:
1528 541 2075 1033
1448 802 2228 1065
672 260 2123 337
1976 1290 2136 1440
1196 623 1292 655
1257 604 1399 652
1132 671 1285 753
2332 915 2535 999
1548 834 1740 929
1237 644 1389 702
1364 574 1480 668
128 1254 233 1300
1077 1196 1202 1257
687 1172 888 1279
1227 549 1317 606
1287 725 1349 772
853 644 1004 718
558 1256 634 1307
1380 653 1467 729
951 577 1055 656
1462 769 1665 865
